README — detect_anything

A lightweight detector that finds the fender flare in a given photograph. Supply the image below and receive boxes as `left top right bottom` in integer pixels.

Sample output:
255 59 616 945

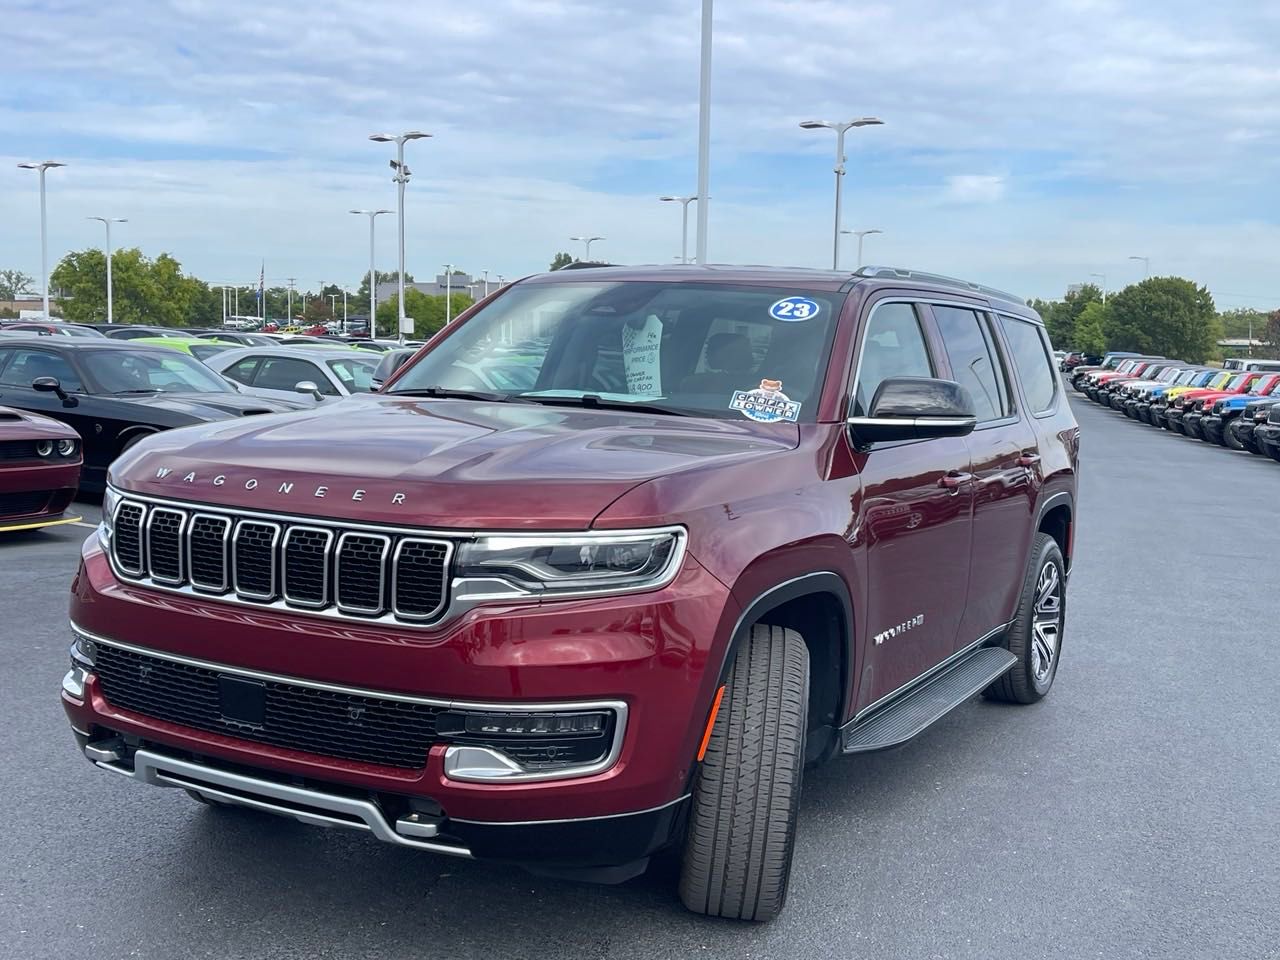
1035 490 1074 528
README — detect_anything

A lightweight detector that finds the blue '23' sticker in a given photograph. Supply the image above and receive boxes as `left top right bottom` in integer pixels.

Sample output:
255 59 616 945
769 297 820 322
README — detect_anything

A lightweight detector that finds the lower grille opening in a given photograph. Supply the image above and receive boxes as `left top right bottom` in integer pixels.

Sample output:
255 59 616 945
0 491 50 518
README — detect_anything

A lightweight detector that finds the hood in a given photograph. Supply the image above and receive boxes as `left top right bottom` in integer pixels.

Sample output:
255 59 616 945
111 394 798 528
114 391 308 418
0 404 78 440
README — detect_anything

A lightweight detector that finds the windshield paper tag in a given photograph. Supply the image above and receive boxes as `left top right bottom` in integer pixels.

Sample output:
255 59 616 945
730 379 801 423
769 297 819 321
621 313 663 396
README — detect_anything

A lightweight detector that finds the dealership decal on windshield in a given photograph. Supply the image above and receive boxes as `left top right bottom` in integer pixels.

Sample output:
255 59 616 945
729 379 801 423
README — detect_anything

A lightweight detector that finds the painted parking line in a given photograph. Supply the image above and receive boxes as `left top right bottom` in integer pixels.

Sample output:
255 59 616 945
70 521 98 529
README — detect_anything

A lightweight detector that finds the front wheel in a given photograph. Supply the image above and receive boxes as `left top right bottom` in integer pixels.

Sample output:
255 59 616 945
985 533 1066 704
679 624 809 922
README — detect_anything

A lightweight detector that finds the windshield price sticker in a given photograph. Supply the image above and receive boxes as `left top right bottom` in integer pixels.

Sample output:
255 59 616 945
769 297 820 322
621 313 663 396
729 379 801 423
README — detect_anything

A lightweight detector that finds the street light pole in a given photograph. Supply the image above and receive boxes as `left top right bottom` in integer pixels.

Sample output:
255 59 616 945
1129 255 1150 278
370 132 431 339
443 264 453 324
694 0 713 264
840 228 883 269
350 209 392 336
86 216 127 323
799 118 884 270
482 269 490 297
1090 273 1107 303
17 160 66 319
659 196 697 264
343 289 348 329
570 236 605 260
285 278 296 323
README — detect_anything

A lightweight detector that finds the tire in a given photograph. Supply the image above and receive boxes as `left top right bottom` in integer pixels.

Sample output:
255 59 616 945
119 431 154 454
1224 422 1244 451
984 533 1065 705
679 624 809 922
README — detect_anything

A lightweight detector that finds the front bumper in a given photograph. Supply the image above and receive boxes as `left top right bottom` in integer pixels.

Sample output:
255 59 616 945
0 459 80 530
1182 413 1205 439
1234 419 1261 451
1257 424 1280 460
1201 417 1227 444
64 531 734 831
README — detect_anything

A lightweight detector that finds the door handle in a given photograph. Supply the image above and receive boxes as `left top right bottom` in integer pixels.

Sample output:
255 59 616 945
1016 453 1041 468
938 471 973 490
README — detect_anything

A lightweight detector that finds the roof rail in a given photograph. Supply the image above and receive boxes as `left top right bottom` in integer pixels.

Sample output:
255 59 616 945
853 266 1026 306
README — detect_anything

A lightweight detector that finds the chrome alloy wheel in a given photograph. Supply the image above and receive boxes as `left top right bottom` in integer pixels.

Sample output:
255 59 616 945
1031 561 1062 685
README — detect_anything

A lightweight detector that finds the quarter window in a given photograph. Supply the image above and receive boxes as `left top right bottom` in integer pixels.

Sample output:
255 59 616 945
852 303 934 417
931 306 1010 422
998 316 1058 413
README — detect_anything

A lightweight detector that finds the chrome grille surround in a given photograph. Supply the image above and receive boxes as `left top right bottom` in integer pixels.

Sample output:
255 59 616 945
107 492 453 628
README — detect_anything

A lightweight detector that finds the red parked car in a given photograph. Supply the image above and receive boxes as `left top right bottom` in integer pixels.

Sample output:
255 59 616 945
0 405 81 531
62 266 1079 920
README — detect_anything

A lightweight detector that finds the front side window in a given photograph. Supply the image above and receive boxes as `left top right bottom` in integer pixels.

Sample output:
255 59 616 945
389 281 845 421
850 302 934 417
253 357 336 394
0 348 84 391
998 315 1058 413
931 306 1011 421
81 350 232 394
222 356 260 384
327 357 379 393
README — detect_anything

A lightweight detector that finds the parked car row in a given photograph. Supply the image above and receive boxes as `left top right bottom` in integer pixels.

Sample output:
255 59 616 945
1069 353 1280 462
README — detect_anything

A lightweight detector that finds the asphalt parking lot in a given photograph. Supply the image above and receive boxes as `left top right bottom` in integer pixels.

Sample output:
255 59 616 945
3 395 1277 960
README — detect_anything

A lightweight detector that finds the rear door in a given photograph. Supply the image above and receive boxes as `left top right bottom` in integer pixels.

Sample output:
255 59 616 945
849 299 975 709
928 305 1038 646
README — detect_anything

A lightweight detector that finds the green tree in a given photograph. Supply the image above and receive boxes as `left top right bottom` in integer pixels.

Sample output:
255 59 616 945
52 247 196 326
1104 277 1217 362
0 269 34 300
1262 310 1280 359
1217 307 1267 341
550 252 574 271
1073 301 1109 355
1031 284 1102 349
375 290 473 339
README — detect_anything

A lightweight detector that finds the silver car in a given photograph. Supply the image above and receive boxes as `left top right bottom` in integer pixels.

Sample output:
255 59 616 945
205 345 380 406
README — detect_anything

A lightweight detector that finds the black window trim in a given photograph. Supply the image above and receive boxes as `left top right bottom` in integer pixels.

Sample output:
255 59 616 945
996 311 1061 419
846 297 939 422
0 345 87 393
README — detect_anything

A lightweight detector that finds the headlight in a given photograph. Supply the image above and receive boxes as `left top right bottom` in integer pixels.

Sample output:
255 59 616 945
57 438 77 457
100 486 122 546
36 440 53 457
454 528 686 600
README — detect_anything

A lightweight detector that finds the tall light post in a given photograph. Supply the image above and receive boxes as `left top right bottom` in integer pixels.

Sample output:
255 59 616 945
369 132 431 339
1129 255 1150 278
570 236 605 261
218 285 233 326
840 228 882 269
86 216 127 323
285 278 296 323
694 0 713 265
443 264 454 324
17 160 66 319
327 294 338 318
659 196 697 264
342 289 349 329
350 208 392 336
1090 272 1108 303
799 118 884 269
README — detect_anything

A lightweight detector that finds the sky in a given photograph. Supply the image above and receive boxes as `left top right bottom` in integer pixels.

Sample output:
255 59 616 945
4 0 1280 308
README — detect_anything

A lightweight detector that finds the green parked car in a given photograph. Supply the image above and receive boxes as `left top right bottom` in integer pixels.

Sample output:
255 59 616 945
130 337 238 364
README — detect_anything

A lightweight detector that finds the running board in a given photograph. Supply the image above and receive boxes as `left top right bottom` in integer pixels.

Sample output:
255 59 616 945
841 646 1017 753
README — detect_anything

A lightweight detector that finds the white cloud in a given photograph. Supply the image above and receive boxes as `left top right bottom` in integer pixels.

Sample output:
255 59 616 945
944 175 1006 204
2 0 1280 305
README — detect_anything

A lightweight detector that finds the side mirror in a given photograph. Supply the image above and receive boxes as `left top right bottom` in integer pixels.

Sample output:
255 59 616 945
847 377 977 446
32 376 78 407
294 380 324 401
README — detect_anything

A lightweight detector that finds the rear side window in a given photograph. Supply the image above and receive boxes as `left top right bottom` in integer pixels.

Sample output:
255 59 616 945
931 306 1010 421
999 316 1058 413
852 303 934 417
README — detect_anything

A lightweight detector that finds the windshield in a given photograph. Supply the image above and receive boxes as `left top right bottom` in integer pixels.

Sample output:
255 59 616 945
389 281 845 421
82 350 235 394
327 356 379 392
1225 373 1249 390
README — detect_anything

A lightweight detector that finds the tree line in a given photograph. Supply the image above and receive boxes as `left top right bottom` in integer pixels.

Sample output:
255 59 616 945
1030 277 1280 362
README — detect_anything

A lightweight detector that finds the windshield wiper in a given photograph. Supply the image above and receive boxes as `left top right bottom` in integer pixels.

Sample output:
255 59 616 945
518 394 691 417
112 388 162 394
389 386 534 403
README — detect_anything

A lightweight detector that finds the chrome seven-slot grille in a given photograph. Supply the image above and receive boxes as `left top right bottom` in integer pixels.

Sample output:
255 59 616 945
111 497 452 625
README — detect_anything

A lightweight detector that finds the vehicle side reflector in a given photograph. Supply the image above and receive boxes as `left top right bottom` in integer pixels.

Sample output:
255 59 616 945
697 685 727 762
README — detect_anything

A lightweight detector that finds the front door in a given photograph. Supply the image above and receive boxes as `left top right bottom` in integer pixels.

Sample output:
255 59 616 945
848 300 975 710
